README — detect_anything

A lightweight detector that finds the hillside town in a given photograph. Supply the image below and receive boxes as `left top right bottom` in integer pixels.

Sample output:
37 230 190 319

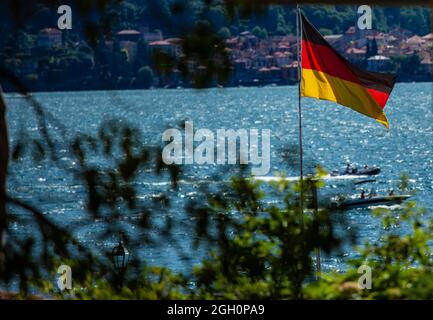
2 23 432 91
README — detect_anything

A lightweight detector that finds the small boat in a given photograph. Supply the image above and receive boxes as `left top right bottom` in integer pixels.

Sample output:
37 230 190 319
331 166 381 177
332 194 411 210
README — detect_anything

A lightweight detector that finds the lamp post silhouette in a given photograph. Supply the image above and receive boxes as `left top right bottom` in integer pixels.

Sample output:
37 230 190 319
111 240 129 288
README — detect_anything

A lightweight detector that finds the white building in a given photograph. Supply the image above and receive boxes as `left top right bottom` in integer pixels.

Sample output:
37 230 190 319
367 55 391 71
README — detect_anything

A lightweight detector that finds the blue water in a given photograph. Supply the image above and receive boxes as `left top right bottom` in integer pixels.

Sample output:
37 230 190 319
5 83 433 275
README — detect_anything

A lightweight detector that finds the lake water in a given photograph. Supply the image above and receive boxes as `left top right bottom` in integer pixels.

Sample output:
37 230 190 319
5 83 433 275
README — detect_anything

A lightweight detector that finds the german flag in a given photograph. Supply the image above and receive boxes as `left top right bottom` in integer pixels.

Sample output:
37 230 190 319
301 13 396 128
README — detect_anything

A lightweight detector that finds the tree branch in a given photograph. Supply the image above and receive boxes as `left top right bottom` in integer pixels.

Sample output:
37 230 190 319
0 85 9 248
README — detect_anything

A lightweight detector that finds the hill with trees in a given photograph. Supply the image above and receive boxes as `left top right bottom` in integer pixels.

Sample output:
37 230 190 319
0 1 431 92
0 2 430 43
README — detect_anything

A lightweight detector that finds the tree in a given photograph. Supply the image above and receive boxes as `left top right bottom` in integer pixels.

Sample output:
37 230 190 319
391 55 422 82
217 27 231 39
136 39 150 69
319 28 333 36
136 66 154 89
0 85 8 258
371 38 378 57
189 173 346 299
46 171 433 300
208 6 226 31
251 25 262 38
259 28 268 39
366 38 378 59
366 41 371 58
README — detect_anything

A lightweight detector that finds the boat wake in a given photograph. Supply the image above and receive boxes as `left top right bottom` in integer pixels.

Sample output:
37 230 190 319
253 174 368 182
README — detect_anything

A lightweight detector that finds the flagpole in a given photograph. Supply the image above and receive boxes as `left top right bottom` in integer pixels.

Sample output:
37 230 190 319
296 5 303 183
296 6 321 279
296 5 304 222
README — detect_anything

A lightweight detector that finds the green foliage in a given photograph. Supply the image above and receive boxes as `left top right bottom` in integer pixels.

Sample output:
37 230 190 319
399 7 431 36
259 28 268 39
39 170 349 300
217 27 231 39
177 20 231 88
53 265 189 300
305 200 433 299
390 55 424 81
251 26 262 38
318 28 333 36
207 6 227 31
187 173 343 299
2 117 181 296
5 120 433 300
251 26 268 39
24 73 38 83
136 66 154 89
30 169 433 301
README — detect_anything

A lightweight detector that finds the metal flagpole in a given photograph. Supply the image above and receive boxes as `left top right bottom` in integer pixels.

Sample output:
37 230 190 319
296 5 321 279
296 5 303 185
296 5 304 230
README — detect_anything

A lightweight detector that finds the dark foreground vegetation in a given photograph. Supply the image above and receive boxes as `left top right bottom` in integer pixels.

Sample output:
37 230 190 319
1 0 433 300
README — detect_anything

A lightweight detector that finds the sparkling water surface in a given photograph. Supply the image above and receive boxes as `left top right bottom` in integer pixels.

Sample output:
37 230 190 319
5 83 433 275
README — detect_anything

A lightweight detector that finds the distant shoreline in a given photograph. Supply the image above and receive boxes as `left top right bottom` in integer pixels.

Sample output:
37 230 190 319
2 80 432 95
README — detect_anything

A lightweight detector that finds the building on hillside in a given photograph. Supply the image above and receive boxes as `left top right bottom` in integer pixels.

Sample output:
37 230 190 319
368 33 386 46
284 35 297 44
139 26 163 43
226 37 239 49
422 33 433 40
276 43 290 52
381 44 398 57
119 41 138 63
273 51 292 67
232 58 249 84
286 61 299 83
324 34 344 52
367 55 390 72
37 28 62 48
344 26 357 40
251 54 267 69
148 39 181 58
422 33 433 47
239 33 258 49
353 37 368 49
406 35 425 51
265 55 275 67
384 34 399 45
421 57 433 75
117 30 141 42
345 47 367 63
324 34 343 46
389 28 413 41
258 66 284 84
